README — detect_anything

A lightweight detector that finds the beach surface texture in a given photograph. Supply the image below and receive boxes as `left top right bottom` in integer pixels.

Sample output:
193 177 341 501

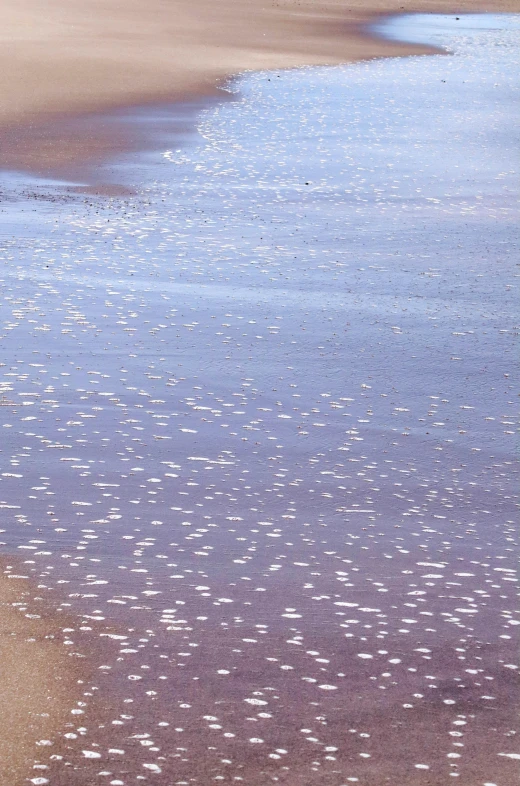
0 3 518 786
0 0 518 176
0 573 78 784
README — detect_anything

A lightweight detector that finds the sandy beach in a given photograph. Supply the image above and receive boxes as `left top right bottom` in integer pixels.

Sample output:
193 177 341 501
0 3 519 785
0 0 518 178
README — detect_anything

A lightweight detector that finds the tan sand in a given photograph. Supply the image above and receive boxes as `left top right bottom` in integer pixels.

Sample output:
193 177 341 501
0 570 77 785
0 0 518 178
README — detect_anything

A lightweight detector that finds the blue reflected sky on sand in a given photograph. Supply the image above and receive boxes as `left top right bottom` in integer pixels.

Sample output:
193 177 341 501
374 11 520 45
0 14 518 786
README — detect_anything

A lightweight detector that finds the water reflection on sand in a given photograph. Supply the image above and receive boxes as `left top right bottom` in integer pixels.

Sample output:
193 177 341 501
0 14 518 786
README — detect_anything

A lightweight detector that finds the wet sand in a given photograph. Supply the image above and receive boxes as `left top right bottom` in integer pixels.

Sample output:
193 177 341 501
0 10 519 786
0 0 519 179
0 570 79 785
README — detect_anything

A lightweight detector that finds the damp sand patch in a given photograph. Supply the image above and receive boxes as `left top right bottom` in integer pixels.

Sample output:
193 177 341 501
0 567 83 784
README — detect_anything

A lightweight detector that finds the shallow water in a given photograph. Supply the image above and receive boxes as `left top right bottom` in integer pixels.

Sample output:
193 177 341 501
0 14 518 786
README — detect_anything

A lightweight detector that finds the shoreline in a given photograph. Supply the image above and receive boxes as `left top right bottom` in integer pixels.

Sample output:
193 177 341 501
0 0 518 181
0 7 518 785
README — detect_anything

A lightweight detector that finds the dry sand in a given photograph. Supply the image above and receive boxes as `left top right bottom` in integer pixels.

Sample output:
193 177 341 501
0 570 78 785
0 0 518 178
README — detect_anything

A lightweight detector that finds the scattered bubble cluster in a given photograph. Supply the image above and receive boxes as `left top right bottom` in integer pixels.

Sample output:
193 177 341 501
0 13 518 786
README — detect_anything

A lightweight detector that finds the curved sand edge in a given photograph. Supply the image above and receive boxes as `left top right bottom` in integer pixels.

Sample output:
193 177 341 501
0 569 79 785
0 0 518 179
